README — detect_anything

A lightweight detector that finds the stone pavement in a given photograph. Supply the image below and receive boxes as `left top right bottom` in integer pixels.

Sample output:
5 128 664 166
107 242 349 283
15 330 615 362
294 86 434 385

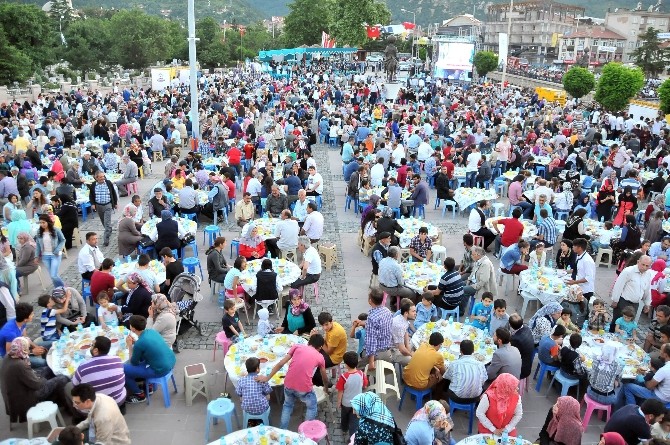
0 141 625 444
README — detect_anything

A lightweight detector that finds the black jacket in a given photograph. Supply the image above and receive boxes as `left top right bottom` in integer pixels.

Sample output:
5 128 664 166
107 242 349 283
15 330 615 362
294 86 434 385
511 325 535 379
120 285 152 318
88 179 118 208
57 201 79 232
256 270 279 301
435 173 452 200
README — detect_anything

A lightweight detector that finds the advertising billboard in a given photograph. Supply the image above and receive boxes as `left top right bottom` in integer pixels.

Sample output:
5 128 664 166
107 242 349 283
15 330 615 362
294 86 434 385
433 41 475 81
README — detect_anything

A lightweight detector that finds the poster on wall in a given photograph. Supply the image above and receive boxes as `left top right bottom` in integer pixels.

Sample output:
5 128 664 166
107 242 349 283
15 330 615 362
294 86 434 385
498 33 509 66
151 68 171 91
433 41 475 81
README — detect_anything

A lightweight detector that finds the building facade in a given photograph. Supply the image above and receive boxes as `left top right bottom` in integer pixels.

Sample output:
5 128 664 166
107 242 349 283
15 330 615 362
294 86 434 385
603 8 670 62
556 27 626 67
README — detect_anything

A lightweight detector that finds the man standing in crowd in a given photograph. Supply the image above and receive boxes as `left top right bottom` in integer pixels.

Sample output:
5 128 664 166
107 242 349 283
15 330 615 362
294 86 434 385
89 171 118 247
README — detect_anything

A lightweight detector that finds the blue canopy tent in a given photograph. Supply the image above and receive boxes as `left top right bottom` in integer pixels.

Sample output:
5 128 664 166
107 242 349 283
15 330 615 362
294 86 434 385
257 47 358 62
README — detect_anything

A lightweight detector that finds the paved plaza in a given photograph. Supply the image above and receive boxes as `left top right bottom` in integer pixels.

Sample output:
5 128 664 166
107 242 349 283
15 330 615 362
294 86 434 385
0 140 626 445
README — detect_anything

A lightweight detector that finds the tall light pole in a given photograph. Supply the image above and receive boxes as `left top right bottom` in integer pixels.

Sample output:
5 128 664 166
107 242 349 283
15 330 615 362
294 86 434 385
187 0 200 141
500 0 513 87
401 8 416 60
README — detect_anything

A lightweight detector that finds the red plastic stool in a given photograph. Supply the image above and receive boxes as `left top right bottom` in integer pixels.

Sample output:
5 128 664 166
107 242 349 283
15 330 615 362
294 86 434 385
472 234 485 248
298 420 330 444
582 393 612 431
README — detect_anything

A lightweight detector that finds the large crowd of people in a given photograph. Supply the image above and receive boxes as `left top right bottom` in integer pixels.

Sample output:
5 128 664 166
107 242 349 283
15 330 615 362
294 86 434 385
0 56 668 445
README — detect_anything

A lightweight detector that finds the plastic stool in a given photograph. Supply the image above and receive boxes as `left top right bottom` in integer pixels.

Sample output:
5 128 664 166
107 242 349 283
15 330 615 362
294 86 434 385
27 401 64 439
472 234 484 248
302 282 320 303
182 212 198 223
126 181 139 195
145 370 178 407
534 361 560 392
449 399 476 434
230 239 240 259
442 200 458 218
280 248 297 263
345 195 359 214
137 244 155 259
82 279 92 306
596 248 614 268
205 398 238 442
398 385 432 411
492 202 506 218
582 393 612 431
439 307 459 322
391 207 401 219
413 204 425 218
242 407 271 428
184 363 210 407
318 243 337 271
212 331 231 361
79 202 92 222
298 420 330 444
535 165 546 178
203 225 221 246
182 257 204 279
431 245 447 264
546 369 580 398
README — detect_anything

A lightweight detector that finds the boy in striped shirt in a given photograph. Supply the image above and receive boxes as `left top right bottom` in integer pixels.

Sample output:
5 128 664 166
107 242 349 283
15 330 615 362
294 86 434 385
38 292 70 346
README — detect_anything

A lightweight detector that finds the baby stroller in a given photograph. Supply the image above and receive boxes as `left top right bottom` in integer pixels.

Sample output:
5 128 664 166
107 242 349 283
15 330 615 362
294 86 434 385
168 272 204 351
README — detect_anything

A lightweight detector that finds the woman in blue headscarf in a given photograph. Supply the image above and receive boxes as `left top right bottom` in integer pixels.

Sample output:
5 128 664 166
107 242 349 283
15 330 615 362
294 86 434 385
351 392 395 445
7 209 33 249
529 302 564 343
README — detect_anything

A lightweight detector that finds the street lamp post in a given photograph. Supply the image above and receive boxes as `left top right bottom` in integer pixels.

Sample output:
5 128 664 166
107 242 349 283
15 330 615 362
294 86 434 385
187 0 200 140
401 8 416 60
500 0 514 87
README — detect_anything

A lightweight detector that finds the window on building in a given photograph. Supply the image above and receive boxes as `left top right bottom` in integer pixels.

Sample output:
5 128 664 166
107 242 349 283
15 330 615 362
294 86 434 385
633 17 639 24
648 19 655 25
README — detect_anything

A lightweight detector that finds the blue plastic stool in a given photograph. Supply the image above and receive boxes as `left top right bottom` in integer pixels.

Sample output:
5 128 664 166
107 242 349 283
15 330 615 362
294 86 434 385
467 295 476 315
413 204 425 218
242 407 271 428
79 202 92 222
145 370 178 407
535 165 546 178
398 385 432 411
439 308 460 322
556 211 570 221
171 249 179 259
228 197 236 213
358 201 367 214
546 369 580 397
182 212 198 223
315 195 323 210
181 240 198 258
345 195 359 214
82 279 92 306
182 257 204 279
534 361 560 392
213 206 228 225
482 180 491 190
442 200 457 219
449 399 476 434
203 225 221 247
508 205 522 217
137 243 155 259
230 239 240 259
205 398 238 442
328 136 338 147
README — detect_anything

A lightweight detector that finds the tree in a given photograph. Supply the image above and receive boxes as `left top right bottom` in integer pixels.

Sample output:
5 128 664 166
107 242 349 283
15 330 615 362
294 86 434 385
631 27 670 78
196 17 229 68
282 0 333 47
0 3 58 69
659 78 670 114
562 66 595 99
594 62 645 112
62 18 113 74
47 0 77 31
0 29 33 85
329 0 391 47
473 51 498 78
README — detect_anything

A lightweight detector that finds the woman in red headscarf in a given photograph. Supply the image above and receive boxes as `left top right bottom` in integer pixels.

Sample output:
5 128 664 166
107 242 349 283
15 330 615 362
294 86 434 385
598 432 626 445
651 258 668 308
596 172 618 222
476 373 522 436
537 396 583 445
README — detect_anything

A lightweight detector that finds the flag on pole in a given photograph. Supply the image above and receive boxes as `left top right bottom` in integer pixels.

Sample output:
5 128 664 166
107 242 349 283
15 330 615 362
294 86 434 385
402 21 416 30
321 31 336 48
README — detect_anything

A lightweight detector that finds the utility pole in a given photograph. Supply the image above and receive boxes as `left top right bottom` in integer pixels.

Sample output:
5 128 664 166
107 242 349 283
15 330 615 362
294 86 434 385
501 0 514 87
187 0 200 141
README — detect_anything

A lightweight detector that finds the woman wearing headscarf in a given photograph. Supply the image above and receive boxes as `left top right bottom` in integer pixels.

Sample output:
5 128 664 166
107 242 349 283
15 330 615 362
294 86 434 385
57 195 79 249
7 209 33 249
350 392 395 445
114 272 152 322
0 337 72 423
574 192 595 220
530 302 564 343
586 343 624 406
238 222 266 261
613 186 638 226
476 373 522 436
15 232 37 294
276 289 316 336
555 239 577 270
405 400 453 445
360 194 381 224
118 204 143 256
562 208 589 242
375 206 404 247
596 174 618 222
615 214 642 252
538 396 583 445
651 259 668 308
645 194 665 223
41 204 61 229
146 293 178 348
155 210 181 255
598 432 626 445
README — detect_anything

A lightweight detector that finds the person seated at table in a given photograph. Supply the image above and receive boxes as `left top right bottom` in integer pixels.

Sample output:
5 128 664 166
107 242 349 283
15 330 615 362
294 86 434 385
589 298 613 332
207 236 229 285
276 289 316 336
177 178 199 217
146 293 177 349
109 273 152 323
50 286 94 329
154 210 183 256
123 314 176 404
375 206 403 247
562 208 590 242
529 242 547 268
223 255 248 304
559 333 588 382
90 258 116 305
403 331 446 394
556 307 580 335
537 396 584 445
236 357 273 423
476 373 522 437
409 226 433 262
492 208 525 258
501 240 530 275
239 222 266 261
37 291 71 346
586 343 624 407
468 200 496 251
0 337 74 423
254 258 280 309
425 257 464 314
405 400 454 445
556 239 577 270
530 302 564 343
118 204 143 257
533 194 553 224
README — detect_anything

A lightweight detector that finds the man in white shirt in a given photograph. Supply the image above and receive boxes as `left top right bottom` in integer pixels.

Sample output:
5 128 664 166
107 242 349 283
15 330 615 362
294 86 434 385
166 124 181 156
293 190 309 223
246 173 263 202
610 255 652 329
305 166 323 196
290 236 322 290
465 146 482 187
565 237 596 306
370 158 385 187
417 138 433 162
78 232 105 281
391 141 406 167
468 200 495 251
265 209 300 258
532 178 554 204
301 202 324 243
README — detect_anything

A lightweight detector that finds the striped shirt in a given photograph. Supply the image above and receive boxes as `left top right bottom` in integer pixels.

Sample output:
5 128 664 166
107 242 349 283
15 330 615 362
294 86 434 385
443 355 487 399
620 178 642 195
437 270 464 308
72 355 127 404
537 217 558 246
40 308 58 341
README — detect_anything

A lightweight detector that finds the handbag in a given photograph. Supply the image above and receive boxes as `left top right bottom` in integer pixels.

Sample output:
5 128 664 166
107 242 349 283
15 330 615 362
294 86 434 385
367 418 407 445
139 235 154 247
181 233 196 245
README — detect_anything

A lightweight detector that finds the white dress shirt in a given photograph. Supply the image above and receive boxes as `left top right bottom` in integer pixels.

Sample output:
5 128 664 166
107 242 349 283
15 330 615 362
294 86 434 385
611 265 653 306
303 246 322 275
77 244 105 274
574 251 596 294
468 208 485 233
303 211 324 240
275 219 299 250
370 164 385 187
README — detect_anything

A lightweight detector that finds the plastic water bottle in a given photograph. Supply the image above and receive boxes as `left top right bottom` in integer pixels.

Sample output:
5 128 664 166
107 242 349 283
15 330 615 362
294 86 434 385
63 326 70 338
89 322 95 333
547 259 553 269
448 316 453 325
484 327 489 337
464 317 470 325
266 252 271 258
246 430 253 444
582 321 588 335
517 435 523 445
76 323 83 332
114 258 121 267
502 431 509 444
218 290 225 310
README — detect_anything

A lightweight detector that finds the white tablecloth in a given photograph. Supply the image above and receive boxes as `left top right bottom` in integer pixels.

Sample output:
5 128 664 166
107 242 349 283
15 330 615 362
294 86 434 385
223 334 307 388
397 217 440 248
0 439 49 445
82 173 122 185
247 216 280 241
211 426 317 445
519 267 568 305
112 259 166 284
411 320 494 368
578 333 649 380
46 327 129 377
141 216 197 242
173 189 209 206
456 434 531 445
401 261 442 293
239 258 301 296
453 188 498 211
453 166 479 179
485 217 537 240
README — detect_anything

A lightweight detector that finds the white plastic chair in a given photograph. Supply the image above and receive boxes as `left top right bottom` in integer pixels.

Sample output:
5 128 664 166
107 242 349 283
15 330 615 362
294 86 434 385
365 360 401 404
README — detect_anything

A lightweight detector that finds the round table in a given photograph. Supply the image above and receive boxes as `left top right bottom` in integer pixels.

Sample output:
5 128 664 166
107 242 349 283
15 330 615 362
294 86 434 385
223 334 307 388
662 219 670 233
485 217 537 240
397 217 440 248
453 166 478 179
519 267 568 305
82 173 122 185
533 156 552 166
141 216 197 242
502 170 537 184
367 186 411 200
173 189 209 206
411 320 494 367
247 216 280 241
578 332 649 380
401 261 442 293
74 188 90 205
202 156 229 171
46 326 130 377
453 188 498 211
0 439 49 445
239 258 301 296
112 259 166 284
456 434 531 445
210 425 317 445
582 219 623 239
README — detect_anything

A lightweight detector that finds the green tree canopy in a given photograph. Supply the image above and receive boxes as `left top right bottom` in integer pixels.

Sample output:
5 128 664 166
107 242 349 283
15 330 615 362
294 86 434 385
473 51 498 78
0 29 33 85
329 0 391 47
62 18 112 74
594 62 645 112
562 66 596 99
659 78 670 114
0 3 58 70
631 27 670 78
282 0 333 47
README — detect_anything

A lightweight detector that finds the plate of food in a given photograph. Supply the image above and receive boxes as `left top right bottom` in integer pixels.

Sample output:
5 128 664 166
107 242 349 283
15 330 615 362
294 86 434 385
258 350 277 361
473 353 486 362
272 345 287 356
78 342 92 350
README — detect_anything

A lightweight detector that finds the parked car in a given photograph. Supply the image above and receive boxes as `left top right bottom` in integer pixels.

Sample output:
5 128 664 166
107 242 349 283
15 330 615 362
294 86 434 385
367 53 383 63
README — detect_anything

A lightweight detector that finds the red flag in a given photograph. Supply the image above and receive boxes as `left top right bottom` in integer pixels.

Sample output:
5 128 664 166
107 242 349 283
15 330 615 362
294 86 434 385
322 31 336 48
402 21 416 30
366 25 380 39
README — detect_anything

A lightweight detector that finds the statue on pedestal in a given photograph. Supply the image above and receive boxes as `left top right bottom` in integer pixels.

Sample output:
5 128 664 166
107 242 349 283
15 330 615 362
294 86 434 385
384 35 398 82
